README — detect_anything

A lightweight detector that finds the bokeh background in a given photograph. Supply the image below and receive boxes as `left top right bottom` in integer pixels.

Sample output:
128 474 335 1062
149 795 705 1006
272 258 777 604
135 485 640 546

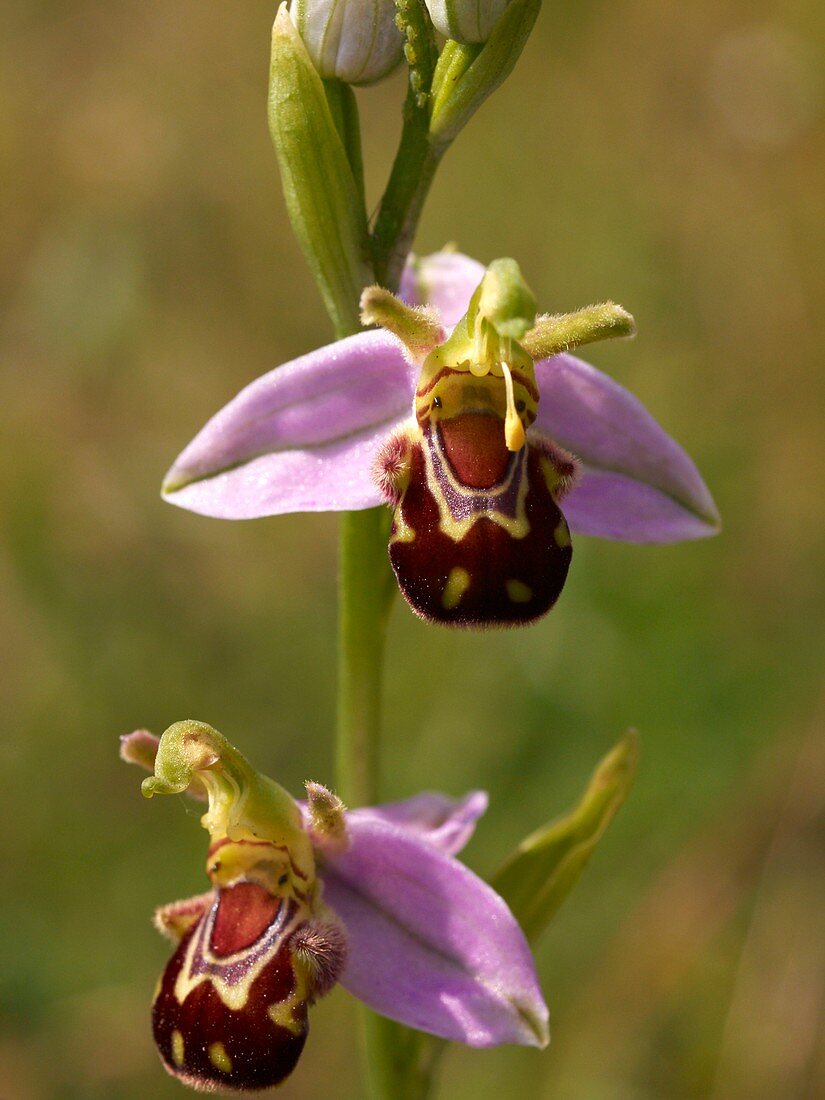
2 1 823 1097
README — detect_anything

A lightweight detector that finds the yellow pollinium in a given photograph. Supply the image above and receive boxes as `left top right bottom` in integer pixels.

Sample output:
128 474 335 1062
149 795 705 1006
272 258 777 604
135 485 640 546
500 362 526 452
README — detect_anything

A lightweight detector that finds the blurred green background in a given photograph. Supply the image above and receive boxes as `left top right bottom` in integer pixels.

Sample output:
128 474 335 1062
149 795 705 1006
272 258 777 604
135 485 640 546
2 1 823 1097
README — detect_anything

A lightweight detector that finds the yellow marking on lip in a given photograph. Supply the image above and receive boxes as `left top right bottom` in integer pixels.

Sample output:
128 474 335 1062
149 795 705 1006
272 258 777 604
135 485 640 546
554 519 571 548
506 579 533 603
442 567 471 610
391 513 416 544
209 1042 232 1073
171 1029 185 1068
268 996 304 1037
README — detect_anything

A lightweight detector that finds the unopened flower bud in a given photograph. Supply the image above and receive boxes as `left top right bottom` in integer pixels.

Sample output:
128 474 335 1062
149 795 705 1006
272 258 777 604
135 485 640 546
425 0 510 44
289 0 405 85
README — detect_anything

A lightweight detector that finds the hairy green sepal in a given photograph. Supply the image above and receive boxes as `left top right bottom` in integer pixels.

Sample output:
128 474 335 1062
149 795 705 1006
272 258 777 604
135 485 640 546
523 303 636 359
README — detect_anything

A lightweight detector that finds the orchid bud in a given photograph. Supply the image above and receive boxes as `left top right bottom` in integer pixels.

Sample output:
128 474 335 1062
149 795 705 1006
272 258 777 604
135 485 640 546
425 0 510 44
289 0 404 85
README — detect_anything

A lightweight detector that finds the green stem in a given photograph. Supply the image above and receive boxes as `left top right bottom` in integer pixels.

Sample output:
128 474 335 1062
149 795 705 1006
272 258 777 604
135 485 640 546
334 404 411 1098
336 508 394 808
372 120 443 289
337 476 433 1099
371 0 441 288
364 1015 446 1100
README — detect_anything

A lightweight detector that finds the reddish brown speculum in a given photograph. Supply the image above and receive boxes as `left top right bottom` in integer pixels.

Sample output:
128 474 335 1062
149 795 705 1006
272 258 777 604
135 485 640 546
438 414 511 488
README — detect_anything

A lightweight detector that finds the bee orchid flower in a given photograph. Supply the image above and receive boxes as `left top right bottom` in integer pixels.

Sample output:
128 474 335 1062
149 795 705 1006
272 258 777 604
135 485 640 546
162 251 719 626
121 723 548 1092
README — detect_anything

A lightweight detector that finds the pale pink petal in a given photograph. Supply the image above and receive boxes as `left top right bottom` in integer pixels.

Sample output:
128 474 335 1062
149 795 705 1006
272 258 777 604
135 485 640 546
163 330 415 518
164 422 401 518
563 468 720 542
321 815 549 1048
119 729 160 770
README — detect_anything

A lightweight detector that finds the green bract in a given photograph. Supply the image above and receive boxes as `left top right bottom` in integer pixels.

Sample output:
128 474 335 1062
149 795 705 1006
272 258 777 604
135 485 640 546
429 0 541 146
492 732 639 942
268 4 371 336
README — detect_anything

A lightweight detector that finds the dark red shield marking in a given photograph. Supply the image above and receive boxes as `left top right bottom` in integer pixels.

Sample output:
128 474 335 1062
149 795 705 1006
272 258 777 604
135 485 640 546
152 881 309 1092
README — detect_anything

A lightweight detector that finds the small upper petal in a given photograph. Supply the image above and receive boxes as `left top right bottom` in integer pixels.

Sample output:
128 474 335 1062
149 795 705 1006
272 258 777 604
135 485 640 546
119 729 160 771
400 251 486 328
163 330 415 518
347 790 488 856
534 353 720 542
320 815 548 1048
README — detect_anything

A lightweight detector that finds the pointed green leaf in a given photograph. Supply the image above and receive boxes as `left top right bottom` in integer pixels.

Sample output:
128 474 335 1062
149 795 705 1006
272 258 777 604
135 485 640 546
491 732 639 943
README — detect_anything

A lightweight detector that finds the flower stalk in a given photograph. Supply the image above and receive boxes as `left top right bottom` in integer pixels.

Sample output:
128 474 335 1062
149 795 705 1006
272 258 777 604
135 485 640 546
370 0 440 287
